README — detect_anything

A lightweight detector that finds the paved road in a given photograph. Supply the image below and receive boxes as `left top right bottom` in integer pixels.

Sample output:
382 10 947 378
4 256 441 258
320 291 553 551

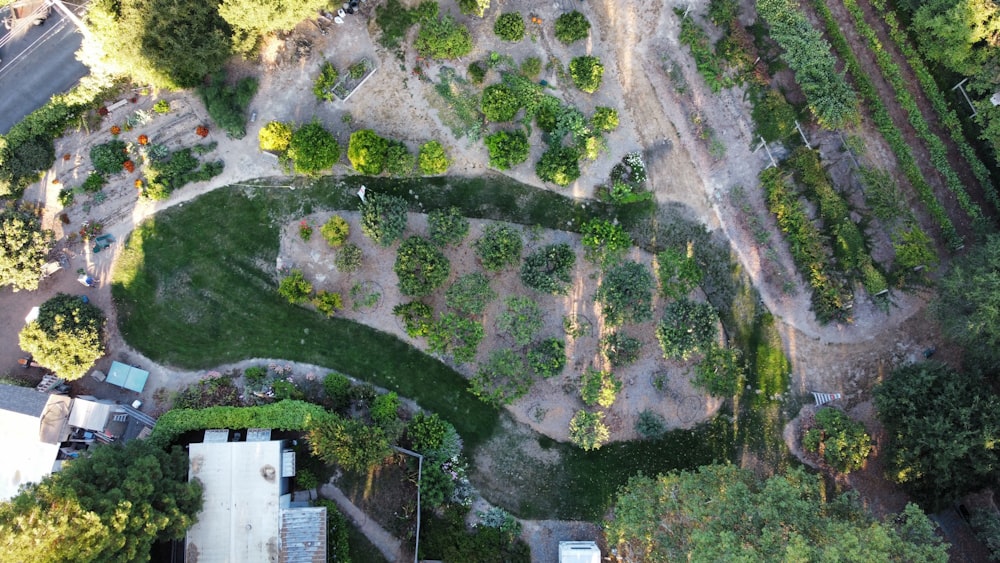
0 6 89 135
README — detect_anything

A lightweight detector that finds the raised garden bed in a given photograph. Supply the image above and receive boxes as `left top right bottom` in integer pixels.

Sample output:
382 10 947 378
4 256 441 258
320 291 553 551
333 59 377 102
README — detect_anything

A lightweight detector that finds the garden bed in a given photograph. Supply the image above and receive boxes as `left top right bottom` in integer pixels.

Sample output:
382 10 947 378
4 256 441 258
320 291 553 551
333 59 377 102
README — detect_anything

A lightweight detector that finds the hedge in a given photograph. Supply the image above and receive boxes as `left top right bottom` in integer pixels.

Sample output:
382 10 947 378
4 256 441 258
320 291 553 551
150 400 325 445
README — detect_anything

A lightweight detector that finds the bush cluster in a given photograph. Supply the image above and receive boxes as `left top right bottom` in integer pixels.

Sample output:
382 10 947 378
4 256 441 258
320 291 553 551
415 15 474 60
484 130 530 170
394 236 450 297
481 84 521 122
474 224 523 271
446 272 496 316
494 12 525 41
360 192 408 247
520 243 575 295
656 298 718 360
198 72 258 139
428 207 469 247
418 140 450 175
803 407 872 474
288 122 340 175
569 56 604 93
259 121 293 153
594 261 654 326
554 11 590 44
348 129 389 175
535 146 580 186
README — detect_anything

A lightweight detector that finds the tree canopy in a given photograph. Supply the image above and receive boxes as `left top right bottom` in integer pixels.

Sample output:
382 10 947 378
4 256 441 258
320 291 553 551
81 0 233 89
933 233 1000 363
0 208 53 292
605 464 948 562
218 0 328 53
874 361 1000 508
18 293 106 381
0 440 203 562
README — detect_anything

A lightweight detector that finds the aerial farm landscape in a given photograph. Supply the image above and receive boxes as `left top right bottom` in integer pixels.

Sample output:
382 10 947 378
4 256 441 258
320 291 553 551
0 0 998 560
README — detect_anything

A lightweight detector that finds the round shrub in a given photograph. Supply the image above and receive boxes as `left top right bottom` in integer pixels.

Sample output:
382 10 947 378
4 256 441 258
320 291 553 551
90 140 128 174
497 296 543 347
313 290 343 317
635 410 667 439
569 410 608 451
385 143 415 177
481 83 521 122
592 107 619 132
278 269 313 304
259 120 293 153
601 332 642 367
656 298 719 360
17 293 105 381
335 243 363 272
579 367 622 408
360 192 408 247
494 12 525 41
594 261 654 326
427 206 469 247
446 272 496 316
570 56 604 93
535 145 581 186
415 15 473 60
394 236 451 297
348 129 389 175
484 130 530 170
321 216 350 247
475 223 523 271
520 243 575 294
418 141 450 175
288 122 340 175
520 56 542 79
528 338 566 378
393 301 435 338
554 11 590 44
468 61 487 84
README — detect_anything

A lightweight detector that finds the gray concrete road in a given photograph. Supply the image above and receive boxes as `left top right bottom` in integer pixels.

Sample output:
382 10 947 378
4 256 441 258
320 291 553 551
0 5 89 135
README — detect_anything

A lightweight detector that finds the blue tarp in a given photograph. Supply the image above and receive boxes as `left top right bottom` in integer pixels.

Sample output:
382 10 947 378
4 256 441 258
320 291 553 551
105 361 149 393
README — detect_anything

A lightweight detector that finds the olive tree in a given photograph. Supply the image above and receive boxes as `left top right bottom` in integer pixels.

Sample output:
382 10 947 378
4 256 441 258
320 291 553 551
0 208 53 292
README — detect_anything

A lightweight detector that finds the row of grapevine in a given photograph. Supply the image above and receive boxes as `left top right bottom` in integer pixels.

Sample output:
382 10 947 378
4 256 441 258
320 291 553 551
787 148 888 296
840 0 985 228
868 0 999 210
760 168 852 322
755 0 859 130
808 0 963 249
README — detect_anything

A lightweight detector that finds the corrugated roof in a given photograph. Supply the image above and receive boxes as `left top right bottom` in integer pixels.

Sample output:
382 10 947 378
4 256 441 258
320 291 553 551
280 507 326 563
68 398 114 432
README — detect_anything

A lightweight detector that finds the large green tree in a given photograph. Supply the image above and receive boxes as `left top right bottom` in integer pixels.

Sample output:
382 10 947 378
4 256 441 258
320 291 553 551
0 208 53 292
81 0 232 89
0 440 203 562
18 293 106 380
218 0 328 53
874 361 1000 508
934 233 1000 362
605 464 948 562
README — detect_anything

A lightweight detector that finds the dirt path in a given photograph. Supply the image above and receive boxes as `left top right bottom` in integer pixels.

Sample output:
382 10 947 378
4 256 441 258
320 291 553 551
319 483 405 562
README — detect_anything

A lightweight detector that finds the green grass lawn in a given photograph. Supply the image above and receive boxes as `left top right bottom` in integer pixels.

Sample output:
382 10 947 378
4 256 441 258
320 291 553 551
112 176 757 519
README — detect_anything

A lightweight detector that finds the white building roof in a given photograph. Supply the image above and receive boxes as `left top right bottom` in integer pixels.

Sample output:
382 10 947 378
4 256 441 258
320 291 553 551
187 440 287 563
0 385 70 501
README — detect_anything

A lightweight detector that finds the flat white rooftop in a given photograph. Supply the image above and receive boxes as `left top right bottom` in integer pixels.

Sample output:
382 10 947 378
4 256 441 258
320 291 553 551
187 440 286 563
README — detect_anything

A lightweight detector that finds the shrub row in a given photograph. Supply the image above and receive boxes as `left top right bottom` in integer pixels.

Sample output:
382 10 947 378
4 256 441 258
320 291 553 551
760 167 850 322
788 148 888 295
808 0 962 249
755 0 859 129
678 17 731 93
840 0 983 227
868 0 999 210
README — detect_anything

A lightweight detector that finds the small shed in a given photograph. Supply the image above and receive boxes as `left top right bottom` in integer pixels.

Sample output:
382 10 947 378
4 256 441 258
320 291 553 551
106 361 149 393
68 397 115 432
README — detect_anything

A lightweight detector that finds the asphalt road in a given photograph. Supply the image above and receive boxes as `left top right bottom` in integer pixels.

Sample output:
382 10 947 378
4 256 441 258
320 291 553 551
0 6 89 135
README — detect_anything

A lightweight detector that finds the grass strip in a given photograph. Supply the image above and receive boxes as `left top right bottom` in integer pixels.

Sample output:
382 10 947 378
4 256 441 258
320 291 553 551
868 0 999 211
840 0 984 228
808 0 962 249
